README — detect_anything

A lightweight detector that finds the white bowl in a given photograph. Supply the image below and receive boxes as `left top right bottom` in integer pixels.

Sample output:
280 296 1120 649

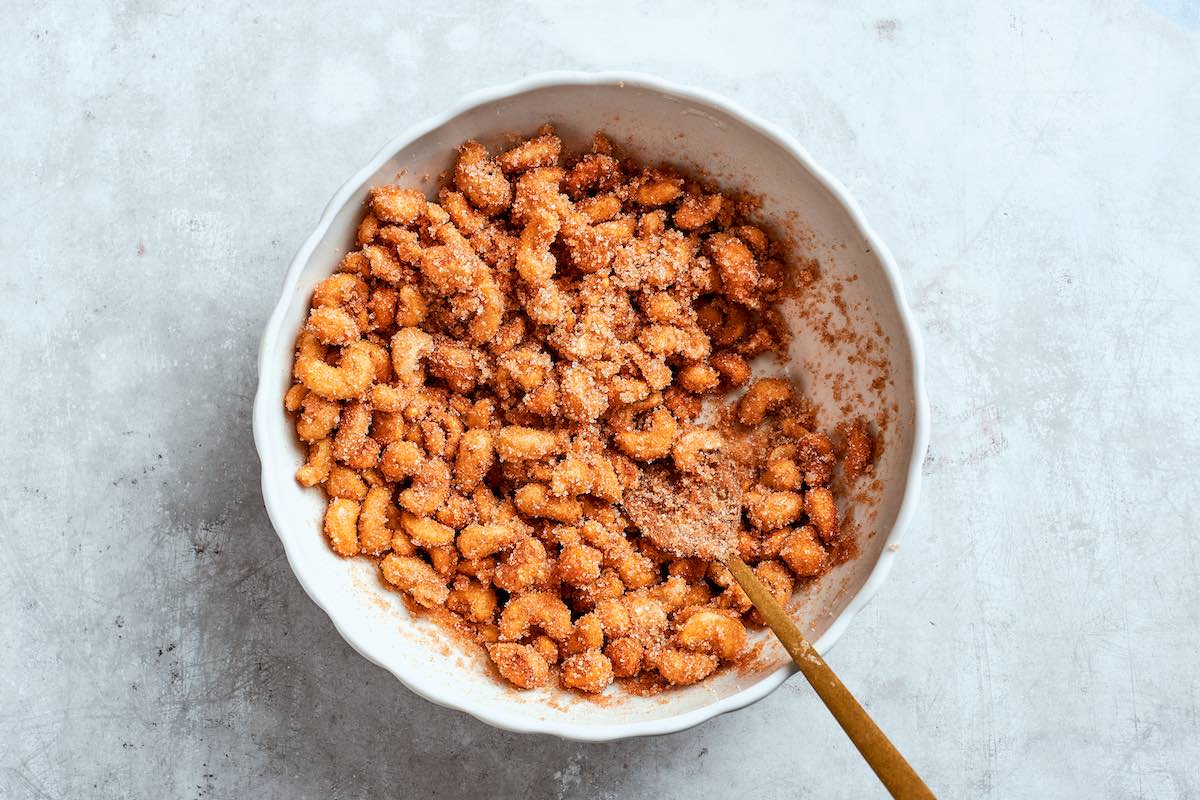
253 71 928 741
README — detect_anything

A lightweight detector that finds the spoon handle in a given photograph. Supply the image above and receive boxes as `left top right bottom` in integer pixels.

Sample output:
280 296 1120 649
727 556 936 799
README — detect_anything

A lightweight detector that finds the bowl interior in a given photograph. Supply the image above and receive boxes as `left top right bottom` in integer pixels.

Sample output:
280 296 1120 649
257 79 919 737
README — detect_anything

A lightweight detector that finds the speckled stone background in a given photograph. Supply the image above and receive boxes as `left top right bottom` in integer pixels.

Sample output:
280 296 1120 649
3 1 1199 798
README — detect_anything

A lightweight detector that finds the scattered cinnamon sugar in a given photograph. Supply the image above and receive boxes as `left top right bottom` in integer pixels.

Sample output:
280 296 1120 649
618 673 670 697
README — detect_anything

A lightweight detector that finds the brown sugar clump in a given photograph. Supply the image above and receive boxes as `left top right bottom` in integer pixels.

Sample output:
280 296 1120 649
285 125 877 695
623 462 740 562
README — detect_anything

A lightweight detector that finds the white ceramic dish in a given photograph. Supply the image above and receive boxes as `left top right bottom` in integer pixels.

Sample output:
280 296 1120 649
253 71 928 742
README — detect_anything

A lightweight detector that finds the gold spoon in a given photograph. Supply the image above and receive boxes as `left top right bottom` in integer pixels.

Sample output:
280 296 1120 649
726 555 935 798
625 464 936 800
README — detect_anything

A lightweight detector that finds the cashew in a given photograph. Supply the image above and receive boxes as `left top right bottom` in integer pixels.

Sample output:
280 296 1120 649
498 591 573 642
671 428 723 473
634 174 683 206
454 429 494 492
549 454 622 503
355 214 378 247
363 243 405 285
283 383 308 412
295 392 340 442
493 538 552 594
804 487 839 539
560 650 614 694
454 140 512 215
468 275 504 344
562 613 605 657
360 337 391 383
378 439 421 482
390 327 434 387
748 490 804 530
496 426 560 461
606 637 643 678
295 439 332 487
737 377 794 426
323 498 359 557
427 543 459 580
706 232 760 308
654 647 718 686
558 543 603 586
447 579 497 623
306 305 359 345
676 610 747 661
370 410 408 445
324 464 367 500
515 206 560 285
779 525 828 578
531 635 559 666
746 560 795 626
332 401 380 469
368 185 426 224
711 303 749 347
576 193 621 223
673 193 723 230
614 407 678 462
486 643 549 689
732 225 769 255
439 189 487 235
294 333 374 400
514 483 582 523
394 285 427 327
841 419 876 482
637 323 711 361
564 153 620 198
762 457 803 491
380 554 448 608
397 457 451 516
400 510 455 548
456 522 525 560
497 132 561 174
312 273 370 328
676 362 720 393
358 486 399 555
371 287 401 334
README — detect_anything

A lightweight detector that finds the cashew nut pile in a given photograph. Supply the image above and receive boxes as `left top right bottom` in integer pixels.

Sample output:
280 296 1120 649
285 125 875 694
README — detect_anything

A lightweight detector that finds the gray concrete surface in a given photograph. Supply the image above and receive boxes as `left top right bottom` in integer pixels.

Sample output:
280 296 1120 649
3 1 1199 798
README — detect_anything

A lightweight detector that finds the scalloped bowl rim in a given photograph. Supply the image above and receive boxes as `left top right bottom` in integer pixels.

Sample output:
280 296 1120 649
252 70 929 742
